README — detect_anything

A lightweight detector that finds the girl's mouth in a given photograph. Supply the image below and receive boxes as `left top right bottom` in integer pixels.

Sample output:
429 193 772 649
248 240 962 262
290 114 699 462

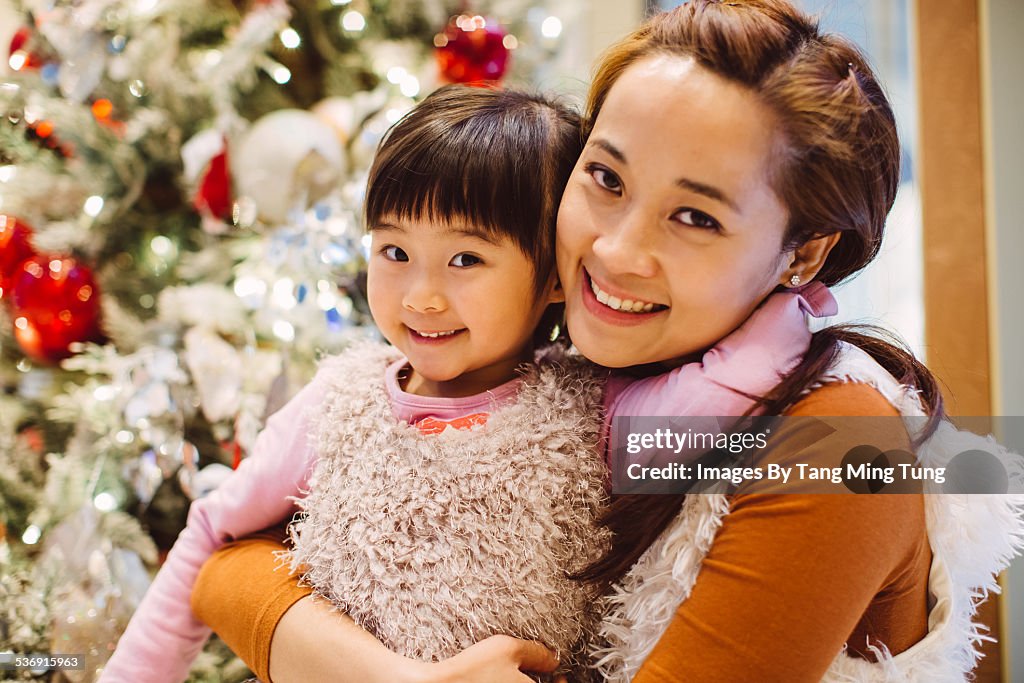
407 327 467 344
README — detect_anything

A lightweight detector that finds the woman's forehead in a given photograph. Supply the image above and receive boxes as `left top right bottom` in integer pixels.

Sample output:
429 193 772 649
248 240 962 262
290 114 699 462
590 54 781 202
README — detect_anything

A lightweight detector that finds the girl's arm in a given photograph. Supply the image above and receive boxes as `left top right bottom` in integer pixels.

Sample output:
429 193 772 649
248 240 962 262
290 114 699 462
192 531 565 683
99 373 328 683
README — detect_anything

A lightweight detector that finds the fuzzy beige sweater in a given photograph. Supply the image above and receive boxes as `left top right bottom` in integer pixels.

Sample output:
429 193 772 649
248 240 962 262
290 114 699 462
283 343 610 677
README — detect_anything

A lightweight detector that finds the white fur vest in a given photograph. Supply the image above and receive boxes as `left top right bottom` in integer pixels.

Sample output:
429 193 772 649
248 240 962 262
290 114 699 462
591 342 1024 682
285 342 610 675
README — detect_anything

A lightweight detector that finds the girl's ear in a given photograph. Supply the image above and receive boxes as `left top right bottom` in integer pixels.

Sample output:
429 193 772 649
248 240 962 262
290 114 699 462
547 276 566 304
780 232 842 287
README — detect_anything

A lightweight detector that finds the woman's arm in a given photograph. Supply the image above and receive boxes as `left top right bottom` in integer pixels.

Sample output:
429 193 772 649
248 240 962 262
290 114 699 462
631 382 931 683
192 531 565 683
274 598 564 683
191 528 423 682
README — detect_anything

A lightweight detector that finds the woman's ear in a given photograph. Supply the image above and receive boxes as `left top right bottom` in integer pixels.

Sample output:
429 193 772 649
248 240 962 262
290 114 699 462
780 232 842 287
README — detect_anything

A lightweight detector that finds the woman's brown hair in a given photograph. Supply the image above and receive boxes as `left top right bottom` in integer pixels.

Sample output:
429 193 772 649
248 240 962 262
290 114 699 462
575 0 946 588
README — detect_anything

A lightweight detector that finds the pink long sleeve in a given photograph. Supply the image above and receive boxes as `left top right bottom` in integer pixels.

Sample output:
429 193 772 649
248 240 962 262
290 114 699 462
99 372 328 683
604 284 837 466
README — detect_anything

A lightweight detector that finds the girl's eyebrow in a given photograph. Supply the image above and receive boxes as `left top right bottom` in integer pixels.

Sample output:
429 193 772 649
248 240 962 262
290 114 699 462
370 221 498 245
590 137 739 214
442 225 500 245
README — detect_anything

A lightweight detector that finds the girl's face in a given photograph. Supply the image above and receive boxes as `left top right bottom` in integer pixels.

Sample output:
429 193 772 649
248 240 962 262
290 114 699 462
367 215 561 398
557 55 795 369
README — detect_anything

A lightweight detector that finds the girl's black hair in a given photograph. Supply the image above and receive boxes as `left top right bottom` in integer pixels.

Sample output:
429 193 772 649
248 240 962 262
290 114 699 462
365 84 582 302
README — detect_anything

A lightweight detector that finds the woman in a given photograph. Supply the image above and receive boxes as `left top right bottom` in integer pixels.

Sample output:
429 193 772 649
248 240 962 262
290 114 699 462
190 1 1022 681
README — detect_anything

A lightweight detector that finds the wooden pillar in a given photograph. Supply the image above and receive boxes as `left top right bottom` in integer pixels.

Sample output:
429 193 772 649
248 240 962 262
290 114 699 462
916 1 992 415
914 0 1000 679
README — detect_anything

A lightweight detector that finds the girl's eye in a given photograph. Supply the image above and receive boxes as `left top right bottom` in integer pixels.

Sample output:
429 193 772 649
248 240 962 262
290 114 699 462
674 209 722 232
584 163 623 194
382 245 409 262
450 253 482 268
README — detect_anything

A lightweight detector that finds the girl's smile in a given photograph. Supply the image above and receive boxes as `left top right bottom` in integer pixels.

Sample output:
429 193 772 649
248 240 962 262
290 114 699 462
406 326 467 343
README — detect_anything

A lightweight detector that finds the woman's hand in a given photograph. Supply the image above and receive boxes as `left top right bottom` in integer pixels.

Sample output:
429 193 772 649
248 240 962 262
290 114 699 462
424 635 566 683
269 596 564 683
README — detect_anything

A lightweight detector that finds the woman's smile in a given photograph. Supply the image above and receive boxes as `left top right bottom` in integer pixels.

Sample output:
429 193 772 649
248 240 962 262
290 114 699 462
579 268 667 326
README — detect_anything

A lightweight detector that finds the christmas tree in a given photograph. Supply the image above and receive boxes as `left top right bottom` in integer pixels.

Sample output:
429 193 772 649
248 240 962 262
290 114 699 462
0 1 574 679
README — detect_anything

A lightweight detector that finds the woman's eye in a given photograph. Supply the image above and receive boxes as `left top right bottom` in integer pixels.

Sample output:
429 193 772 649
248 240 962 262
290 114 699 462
585 163 623 194
675 209 722 232
450 253 482 268
382 245 409 262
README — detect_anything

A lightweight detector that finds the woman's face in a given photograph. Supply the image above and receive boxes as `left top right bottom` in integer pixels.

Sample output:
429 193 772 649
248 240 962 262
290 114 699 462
557 55 795 368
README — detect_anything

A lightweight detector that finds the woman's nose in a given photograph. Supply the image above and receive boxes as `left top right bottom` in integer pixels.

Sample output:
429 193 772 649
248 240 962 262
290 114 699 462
592 211 659 278
402 272 448 313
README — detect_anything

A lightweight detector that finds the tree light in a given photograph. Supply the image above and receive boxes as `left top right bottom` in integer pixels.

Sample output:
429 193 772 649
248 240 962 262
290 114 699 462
84 195 105 217
280 28 301 49
22 525 41 545
271 66 292 84
94 492 118 512
400 76 420 98
341 11 366 32
541 16 563 39
8 52 28 71
387 67 408 84
151 235 174 256
273 320 296 342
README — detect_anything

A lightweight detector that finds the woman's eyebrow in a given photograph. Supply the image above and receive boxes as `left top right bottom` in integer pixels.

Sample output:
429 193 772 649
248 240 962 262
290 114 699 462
591 137 739 213
675 177 741 214
589 138 627 164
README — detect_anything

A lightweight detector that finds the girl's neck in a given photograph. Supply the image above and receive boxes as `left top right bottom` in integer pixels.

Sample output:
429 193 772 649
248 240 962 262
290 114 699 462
398 350 534 399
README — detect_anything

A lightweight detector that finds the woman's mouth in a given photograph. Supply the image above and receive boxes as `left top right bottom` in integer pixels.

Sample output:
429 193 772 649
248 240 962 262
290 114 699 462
581 269 667 325
588 275 662 313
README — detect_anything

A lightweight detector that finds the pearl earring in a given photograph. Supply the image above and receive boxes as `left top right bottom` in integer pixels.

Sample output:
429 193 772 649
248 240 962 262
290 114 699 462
789 274 801 287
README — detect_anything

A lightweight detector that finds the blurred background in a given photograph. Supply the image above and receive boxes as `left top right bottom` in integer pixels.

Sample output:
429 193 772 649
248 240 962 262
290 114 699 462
0 0 1020 680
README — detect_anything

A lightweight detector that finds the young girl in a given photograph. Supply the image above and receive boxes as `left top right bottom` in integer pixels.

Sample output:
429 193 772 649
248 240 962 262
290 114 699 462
100 85 828 683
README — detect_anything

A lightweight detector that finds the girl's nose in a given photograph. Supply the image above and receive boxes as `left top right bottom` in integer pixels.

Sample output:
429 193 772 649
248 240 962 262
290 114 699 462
592 211 659 279
402 273 448 313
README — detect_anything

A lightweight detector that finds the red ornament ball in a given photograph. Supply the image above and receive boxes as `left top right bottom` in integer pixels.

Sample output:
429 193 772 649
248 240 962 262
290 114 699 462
435 15 510 84
0 215 36 300
10 255 103 363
